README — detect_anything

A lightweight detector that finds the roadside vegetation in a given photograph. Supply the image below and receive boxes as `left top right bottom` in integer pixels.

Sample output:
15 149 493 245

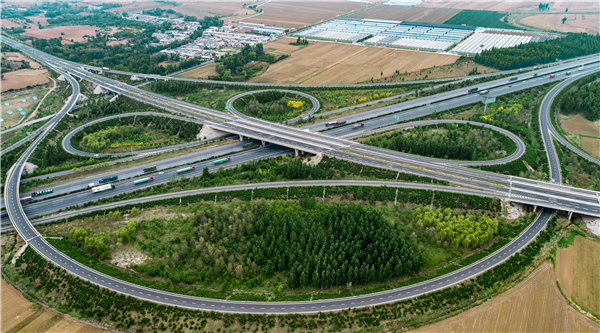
474 33 600 70
208 44 289 82
72 115 202 154
360 123 515 162
232 91 312 121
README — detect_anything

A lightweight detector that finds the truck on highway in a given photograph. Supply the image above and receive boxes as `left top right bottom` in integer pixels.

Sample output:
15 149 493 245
326 121 347 127
509 77 518 81
134 176 154 184
92 184 115 193
143 165 157 172
32 189 53 197
352 123 364 129
20 196 33 203
177 166 195 173
102 67 110 71
467 87 479 94
99 175 118 184
479 90 489 95
243 142 255 149
88 183 95 188
549 74 555 78
214 157 231 164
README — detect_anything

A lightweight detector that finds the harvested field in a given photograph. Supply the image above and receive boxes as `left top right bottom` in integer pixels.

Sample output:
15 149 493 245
549 1 600 11
351 6 460 23
3 52 42 69
106 1 173 13
21 25 103 42
419 1 539 12
374 60 497 82
1 69 50 92
561 115 600 137
243 0 370 28
557 246 574 298
1 279 109 333
520 14 600 34
0 18 24 29
572 236 600 315
175 63 219 79
413 262 600 333
177 1 253 17
248 40 459 84
580 137 600 159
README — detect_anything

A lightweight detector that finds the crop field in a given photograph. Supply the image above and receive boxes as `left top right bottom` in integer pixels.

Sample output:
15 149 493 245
561 115 600 137
350 6 460 23
557 246 574 297
176 1 254 17
105 0 174 13
413 262 600 332
20 25 106 42
1 69 50 92
248 39 459 84
1 279 108 333
579 137 600 159
520 14 600 34
419 0 539 12
572 237 600 315
243 0 370 28
175 62 219 79
444 9 517 29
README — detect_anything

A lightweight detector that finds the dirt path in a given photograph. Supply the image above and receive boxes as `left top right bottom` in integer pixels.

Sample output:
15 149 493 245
24 76 56 122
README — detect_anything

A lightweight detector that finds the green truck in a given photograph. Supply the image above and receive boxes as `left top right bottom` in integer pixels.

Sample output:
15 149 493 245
133 176 154 184
177 166 195 173
213 157 231 164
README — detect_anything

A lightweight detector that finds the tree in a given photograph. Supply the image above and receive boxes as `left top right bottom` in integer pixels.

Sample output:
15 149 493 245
202 166 210 179
565 8 568 12
562 17 567 24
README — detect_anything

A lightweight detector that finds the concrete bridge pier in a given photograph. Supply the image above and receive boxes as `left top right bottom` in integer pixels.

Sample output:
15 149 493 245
261 140 266 146
239 135 244 142
533 205 538 212
568 211 573 220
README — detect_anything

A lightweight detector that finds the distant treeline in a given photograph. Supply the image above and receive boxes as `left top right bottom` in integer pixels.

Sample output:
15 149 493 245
558 72 600 121
474 33 600 70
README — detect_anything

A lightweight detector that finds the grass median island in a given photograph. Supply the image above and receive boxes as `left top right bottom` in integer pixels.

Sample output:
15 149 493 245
232 90 313 121
71 115 202 154
4 210 562 332
358 122 516 162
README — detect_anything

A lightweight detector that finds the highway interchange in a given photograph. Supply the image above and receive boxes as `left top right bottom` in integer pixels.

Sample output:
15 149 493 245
2 36 600 314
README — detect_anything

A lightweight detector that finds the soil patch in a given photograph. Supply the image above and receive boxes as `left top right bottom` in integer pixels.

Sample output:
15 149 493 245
21 25 106 42
412 262 600 332
556 246 574 298
175 63 219 79
561 115 600 137
1 69 50 92
418 1 540 12
1 279 108 333
243 0 371 28
249 40 459 84
177 1 252 16
579 137 600 159
351 6 460 23
572 236 600 316
520 14 600 34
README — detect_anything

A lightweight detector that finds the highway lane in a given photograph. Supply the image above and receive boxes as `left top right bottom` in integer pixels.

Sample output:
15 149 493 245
226 89 320 123
340 119 526 166
62 112 221 158
3 180 505 233
8 39 600 217
539 73 600 167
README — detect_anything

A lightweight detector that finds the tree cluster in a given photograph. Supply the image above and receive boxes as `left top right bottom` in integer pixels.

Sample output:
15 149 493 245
558 74 600 121
475 33 600 70
209 44 266 81
366 123 506 161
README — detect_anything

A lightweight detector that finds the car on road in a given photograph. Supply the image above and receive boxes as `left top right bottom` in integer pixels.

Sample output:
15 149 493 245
579 66 585 71
566 71 571 75
158 171 164 175
94 154 100 158
549 74 555 78
533 73 538 77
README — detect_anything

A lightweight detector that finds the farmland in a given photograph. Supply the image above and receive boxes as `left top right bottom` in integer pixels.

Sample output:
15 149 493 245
243 0 371 28
247 38 459 84
519 14 600 34
350 6 460 24
419 0 540 12
20 25 112 43
174 62 220 79
557 236 600 316
1 87 50 128
1 279 108 333
176 1 254 17
1 69 50 92
444 9 518 29
560 115 600 158
413 262 600 332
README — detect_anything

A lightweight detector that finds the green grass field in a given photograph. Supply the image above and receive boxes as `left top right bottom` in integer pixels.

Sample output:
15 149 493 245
444 10 519 30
